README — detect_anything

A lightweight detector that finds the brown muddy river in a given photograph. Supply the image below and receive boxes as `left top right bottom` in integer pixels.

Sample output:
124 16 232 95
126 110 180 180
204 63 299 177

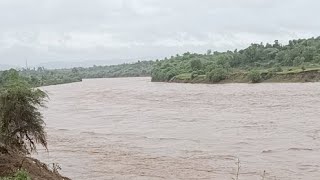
35 77 320 180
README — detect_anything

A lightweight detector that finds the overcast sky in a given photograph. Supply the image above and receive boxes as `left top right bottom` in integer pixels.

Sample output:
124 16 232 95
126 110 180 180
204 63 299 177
0 0 319 67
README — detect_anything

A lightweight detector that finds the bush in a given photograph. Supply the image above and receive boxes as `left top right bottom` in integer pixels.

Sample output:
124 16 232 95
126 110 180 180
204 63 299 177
190 59 202 71
272 65 283 72
247 70 262 83
313 55 320 63
293 56 305 66
265 71 275 79
14 169 31 180
0 169 31 180
197 70 205 75
191 71 198 79
166 70 178 81
207 68 228 82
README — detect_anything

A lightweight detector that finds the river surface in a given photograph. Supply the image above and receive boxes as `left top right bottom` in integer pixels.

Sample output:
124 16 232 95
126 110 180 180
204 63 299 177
35 77 320 180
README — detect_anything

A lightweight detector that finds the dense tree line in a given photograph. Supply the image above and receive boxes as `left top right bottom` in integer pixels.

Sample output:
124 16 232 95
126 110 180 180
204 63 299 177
77 60 154 79
2 37 320 86
151 37 320 82
0 61 154 87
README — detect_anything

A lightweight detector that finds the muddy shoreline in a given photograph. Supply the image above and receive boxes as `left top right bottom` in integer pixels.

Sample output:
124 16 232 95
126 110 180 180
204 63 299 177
159 69 320 84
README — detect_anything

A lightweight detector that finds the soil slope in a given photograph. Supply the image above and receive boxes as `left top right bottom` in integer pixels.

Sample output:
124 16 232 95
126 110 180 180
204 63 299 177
0 147 70 180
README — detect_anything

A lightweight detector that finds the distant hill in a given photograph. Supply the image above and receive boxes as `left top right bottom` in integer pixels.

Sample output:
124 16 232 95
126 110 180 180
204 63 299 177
0 60 127 70
37 58 156 69
1 60 155 87
37 60 126 69
1 57 155 70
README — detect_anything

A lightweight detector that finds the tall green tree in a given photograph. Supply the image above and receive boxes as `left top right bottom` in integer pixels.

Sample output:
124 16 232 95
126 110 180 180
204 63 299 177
190 59 202 71
0 71 48 153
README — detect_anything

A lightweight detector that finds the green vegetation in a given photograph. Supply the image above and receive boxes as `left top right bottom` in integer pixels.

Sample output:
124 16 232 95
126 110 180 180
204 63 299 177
151 37 320 83
0 70 50 179
0 169 31 180
0 70 70 179
2 37 320 85
0 72 69 180
0 60 154 87
0 69 48 153
247 70 262 83
207 67 228 82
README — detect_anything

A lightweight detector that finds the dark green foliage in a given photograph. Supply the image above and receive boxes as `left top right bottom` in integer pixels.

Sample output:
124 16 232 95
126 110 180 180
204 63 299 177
0 61 154 87
80 60 154 79
0 70 48 153
13 169 31 180
247 70 262 83
190 59 202 71
191 71 198 79
272 65 283 72
0 169 31 180
293 56 305 66
151 37 320 82
207 68 228 82
191 70 205 79
2 37 320 85
314 55 320 63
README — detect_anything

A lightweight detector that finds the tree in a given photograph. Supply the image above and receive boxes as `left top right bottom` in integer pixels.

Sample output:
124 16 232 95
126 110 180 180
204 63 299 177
293 56 305 66
71 67 79 74
207 67 228 82
0 73 48 153
206 49 212 55
273 40 280 48
0 69 20 86
190 59 202 71
314 55 320 63
247 70 262 83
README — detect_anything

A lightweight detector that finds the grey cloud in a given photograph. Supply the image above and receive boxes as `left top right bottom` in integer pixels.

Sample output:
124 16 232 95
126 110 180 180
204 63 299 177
0 0 319 67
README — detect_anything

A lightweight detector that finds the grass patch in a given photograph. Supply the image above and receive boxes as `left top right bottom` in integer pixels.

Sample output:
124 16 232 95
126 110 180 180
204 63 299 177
174 73 192 80
277 67 320 75
0 169 31 180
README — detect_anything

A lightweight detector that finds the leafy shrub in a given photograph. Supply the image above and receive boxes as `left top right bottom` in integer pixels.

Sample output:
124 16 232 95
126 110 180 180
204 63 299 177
293 56 305 66
272 65 283 72
0 169 31 180
197 70 205 75
207 68 228 82
313 55 320 63
166 69 178 81
14 170 31 180
265 71 275 79
247 70 262 83
191 71 198 79
190 59 202 71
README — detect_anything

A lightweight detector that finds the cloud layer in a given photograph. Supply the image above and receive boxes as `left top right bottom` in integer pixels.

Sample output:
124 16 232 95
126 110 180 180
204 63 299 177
0 0 319 66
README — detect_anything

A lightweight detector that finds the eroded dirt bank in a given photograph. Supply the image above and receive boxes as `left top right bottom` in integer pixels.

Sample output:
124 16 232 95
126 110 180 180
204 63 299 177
0 147 70 180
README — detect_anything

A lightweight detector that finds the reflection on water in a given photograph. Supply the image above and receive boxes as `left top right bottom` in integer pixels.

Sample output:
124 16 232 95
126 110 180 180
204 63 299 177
35 77 320 180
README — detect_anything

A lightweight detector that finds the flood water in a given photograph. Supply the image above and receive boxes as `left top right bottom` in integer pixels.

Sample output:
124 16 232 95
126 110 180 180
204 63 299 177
35 77 320 180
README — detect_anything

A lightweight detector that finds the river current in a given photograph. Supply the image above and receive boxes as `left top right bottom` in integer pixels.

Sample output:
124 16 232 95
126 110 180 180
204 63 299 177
35 77 320 180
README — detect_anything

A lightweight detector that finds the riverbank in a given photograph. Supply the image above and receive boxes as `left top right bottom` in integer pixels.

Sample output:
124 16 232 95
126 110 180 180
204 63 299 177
166 68 320 84
0 147 70 180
